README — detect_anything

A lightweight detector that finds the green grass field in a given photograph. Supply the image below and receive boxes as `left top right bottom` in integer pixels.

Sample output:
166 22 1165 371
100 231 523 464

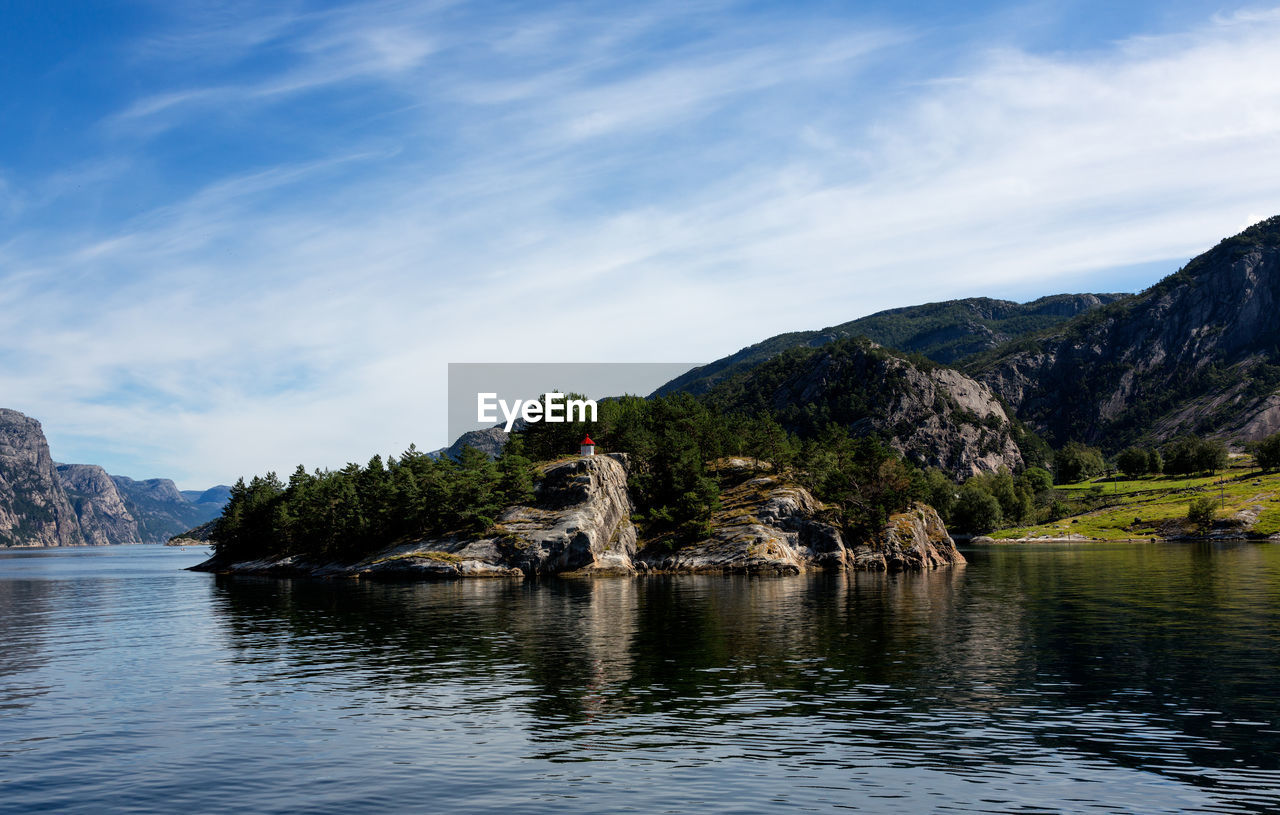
991 458 1280 540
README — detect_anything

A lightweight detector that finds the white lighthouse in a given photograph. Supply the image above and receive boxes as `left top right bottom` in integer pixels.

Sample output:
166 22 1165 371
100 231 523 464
579 435 596 457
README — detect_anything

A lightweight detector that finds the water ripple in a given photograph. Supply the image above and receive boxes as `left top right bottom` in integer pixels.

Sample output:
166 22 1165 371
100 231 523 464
0 543 1278 813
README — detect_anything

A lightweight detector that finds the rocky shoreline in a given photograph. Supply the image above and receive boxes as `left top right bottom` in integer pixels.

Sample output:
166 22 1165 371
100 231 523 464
191 455 964 580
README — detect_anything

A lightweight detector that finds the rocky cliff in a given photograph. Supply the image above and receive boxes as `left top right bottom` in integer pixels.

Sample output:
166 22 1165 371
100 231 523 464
704 338 1023 478
0 410 83 548
55 464 141 546
974 216 1280 447
192 456 963 578
641 459 963 574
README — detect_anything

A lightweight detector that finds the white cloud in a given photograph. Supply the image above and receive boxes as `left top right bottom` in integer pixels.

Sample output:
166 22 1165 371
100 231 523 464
5 3 1280 486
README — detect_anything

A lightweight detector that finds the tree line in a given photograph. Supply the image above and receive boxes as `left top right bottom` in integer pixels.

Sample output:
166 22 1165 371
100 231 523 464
210 384 1280 560
212 393 942 563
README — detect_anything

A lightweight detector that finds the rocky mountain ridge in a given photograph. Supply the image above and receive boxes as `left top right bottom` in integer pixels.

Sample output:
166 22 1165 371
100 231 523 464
192 455 963 578
0 407 231 547
0 409 84 548
656 293 1127 397
972 216 1280 448
703 338 1023 478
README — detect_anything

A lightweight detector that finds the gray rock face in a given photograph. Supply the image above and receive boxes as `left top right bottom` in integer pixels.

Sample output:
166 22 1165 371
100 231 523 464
0 409 83 548
199 454 637 578
846 502 964 571
55 464 141 546
355 453 638 578
706 339 1023 478
641 461 962 574
976 216 1280 447
195 456 963 579
639 464 844 574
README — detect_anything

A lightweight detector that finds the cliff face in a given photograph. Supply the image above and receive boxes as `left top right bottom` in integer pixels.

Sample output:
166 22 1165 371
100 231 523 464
976 216 1280 447
705 338 1023 478
194 456 963 578
642 460 962 574
55 464 141 546
0 410 83 548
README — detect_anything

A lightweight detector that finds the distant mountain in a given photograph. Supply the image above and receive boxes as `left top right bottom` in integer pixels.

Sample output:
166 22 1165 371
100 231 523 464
703 337 1024 478
181 486 231 505
0 409 83 547
656 293 1127 396
0 406 232 547
974 215 1280 448
110 476 228 543
430 426 510 461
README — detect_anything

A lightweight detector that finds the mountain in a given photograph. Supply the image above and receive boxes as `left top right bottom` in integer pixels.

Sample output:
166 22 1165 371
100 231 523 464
110 476 227 543
703 337 1024 477
973 216 1280 448
182 486 232 506
656 293 1127 396
55 464 140 546
0 410 83 547
430 426 510 461
0 406 232 547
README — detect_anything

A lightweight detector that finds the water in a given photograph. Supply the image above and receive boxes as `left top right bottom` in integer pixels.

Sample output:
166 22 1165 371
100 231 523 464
2 543 1279 814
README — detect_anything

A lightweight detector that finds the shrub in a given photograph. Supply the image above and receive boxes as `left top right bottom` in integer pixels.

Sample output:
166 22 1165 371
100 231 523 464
1186 495 1217 533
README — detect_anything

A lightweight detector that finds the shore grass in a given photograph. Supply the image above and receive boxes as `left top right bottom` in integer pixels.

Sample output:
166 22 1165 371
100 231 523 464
992 460 1280 540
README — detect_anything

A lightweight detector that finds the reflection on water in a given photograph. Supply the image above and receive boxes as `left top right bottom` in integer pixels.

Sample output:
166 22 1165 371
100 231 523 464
1 542 1279 814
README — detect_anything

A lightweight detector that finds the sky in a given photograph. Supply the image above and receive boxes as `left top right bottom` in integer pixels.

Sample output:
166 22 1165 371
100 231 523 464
3 0 1280 488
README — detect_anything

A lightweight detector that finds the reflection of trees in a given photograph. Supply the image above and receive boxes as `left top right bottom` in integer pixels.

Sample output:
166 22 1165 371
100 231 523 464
963 543 1280 770
208 576 641 724
208 543 1280 783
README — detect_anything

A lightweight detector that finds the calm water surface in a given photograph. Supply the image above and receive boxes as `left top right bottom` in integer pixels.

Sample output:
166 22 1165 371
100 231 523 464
2 543 1279 814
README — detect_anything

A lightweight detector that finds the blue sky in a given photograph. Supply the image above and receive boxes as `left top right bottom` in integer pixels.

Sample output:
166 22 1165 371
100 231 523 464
3 1 1279 488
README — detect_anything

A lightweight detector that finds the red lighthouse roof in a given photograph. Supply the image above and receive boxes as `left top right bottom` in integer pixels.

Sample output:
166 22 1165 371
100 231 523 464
580 435 595 446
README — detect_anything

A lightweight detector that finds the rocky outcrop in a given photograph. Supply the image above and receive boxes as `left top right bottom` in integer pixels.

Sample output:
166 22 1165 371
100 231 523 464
0 409 83 548
846 502 964 571
194 456 963 579
55 464 141 546
975 215 1280 448
639 461 844 574
194 454 639 578
640 460 962 574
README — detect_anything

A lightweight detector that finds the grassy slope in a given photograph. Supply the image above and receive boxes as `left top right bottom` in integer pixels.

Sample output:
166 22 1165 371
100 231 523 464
991 458 1280 540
